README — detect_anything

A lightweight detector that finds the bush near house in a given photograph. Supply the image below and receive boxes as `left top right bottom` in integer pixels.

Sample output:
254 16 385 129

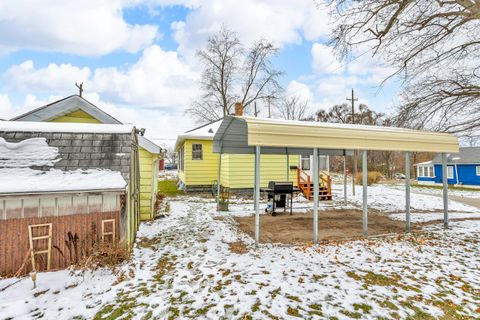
355 171 383 186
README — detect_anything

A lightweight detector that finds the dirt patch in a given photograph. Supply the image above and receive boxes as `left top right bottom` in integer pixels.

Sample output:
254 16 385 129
228 241 248 254
234 209 417 244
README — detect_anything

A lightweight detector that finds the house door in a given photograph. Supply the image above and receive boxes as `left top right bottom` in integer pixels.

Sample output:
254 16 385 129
300 155 329 176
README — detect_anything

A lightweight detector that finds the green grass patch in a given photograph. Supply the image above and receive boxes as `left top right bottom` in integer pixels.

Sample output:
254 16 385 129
158 180 184 197
412 184 480 192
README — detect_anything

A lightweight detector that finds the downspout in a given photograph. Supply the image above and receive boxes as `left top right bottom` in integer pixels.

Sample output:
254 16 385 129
455 163 459 185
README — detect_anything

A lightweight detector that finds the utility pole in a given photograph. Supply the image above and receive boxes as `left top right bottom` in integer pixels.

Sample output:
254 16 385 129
346 88 358 195
267 96 272 118
253 101 260 117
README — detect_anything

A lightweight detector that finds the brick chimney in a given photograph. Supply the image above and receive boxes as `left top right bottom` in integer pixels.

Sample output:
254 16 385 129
234 102 243 116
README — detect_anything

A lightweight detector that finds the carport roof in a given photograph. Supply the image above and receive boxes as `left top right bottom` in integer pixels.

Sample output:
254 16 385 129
213 116 459 154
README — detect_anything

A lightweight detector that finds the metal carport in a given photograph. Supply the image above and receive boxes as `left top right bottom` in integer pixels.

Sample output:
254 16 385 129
213 116 459 246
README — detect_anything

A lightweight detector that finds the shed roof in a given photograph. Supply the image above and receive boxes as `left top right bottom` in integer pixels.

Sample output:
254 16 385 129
213 116 459 154
0 120 134 134
432 147 480 164
10 95 162 154
0 127 132 194
11 95 122 124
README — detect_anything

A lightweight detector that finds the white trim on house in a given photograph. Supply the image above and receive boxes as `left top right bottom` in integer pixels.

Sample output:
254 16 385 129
447 166 454 179
416 163 435 178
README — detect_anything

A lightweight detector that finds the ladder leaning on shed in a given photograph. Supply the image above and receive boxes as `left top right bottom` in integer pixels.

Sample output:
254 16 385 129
28 223 53 271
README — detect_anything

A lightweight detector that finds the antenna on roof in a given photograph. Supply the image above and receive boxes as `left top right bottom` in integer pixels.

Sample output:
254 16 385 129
75 82 84 97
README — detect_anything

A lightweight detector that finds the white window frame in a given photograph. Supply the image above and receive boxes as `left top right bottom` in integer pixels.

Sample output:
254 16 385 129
179 146 184 171
300 155 310 171
192 143 203 160
427 166 434 177
447 166 454 179
476 166 480 176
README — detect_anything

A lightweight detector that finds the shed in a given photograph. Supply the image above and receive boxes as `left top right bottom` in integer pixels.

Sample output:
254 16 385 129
11 95 162 221
0 121 140 276
213 116 459 246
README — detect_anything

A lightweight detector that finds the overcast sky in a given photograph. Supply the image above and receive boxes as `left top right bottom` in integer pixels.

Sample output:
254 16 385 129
0 0 400 146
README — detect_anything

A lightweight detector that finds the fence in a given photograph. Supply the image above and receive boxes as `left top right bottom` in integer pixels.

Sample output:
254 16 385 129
0 211 120 276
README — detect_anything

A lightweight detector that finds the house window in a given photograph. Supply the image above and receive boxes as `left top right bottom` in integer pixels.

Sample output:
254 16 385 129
447 166 454 179
476 166 480 176
301 155 310 171
419 166 434 177
192 144 203 160
319 156 328 171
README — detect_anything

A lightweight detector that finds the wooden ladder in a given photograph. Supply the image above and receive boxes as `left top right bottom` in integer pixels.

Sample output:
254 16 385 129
28 223 53 272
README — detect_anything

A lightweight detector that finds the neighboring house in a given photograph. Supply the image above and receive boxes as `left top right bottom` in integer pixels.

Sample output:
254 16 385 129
415 147 480 186
0 121 140 276
175 120 330 197
11 95 162 221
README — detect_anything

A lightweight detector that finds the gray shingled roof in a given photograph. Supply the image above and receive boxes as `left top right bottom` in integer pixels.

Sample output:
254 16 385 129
0 131 132 181
11 95 122 124
10 95 162 154
432 147 480 164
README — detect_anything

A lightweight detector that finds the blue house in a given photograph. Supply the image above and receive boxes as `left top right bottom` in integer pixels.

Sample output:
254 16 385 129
415 147 480 186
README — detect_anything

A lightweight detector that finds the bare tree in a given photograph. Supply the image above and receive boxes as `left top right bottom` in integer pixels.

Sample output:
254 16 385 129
316 103 351 123
325 0 480 137
187 27 282 122
162 145 177 164
275 95 310 120
315 103 384 124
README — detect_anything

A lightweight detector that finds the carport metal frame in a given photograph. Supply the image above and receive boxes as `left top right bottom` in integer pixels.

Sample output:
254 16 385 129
213 116 459 246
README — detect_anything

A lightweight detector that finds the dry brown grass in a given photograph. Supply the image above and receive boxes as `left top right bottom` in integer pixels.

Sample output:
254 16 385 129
80 241 130 270
228 241 248 254
355 171 383 185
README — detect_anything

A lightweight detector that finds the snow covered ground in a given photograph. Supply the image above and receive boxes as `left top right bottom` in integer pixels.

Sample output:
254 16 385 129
411 185 480 199
331 183 480 222
1 190 479 319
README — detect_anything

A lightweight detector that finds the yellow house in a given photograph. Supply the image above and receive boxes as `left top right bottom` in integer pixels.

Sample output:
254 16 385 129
11 95 162 221
175 120 303 192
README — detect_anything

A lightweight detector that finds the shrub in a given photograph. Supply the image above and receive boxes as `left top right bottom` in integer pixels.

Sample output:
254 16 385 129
355 171 383 186
80 241 130 270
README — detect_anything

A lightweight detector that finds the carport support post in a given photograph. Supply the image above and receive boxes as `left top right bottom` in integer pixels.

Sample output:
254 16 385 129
343 155 347 205
362 150 368 237
405 152 411 233
442 153 449 228
313 148 319 244
216 151 222 210
254 146 261 246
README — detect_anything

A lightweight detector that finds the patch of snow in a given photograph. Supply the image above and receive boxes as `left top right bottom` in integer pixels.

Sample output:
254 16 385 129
0 137 59 167
411 185 480 199
0 121 134 134
0 197 479 319
158 169 178 180
0 168 126 194
332 183 480 215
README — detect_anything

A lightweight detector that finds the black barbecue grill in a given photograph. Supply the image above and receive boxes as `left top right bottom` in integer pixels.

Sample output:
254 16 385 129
261 181 295 215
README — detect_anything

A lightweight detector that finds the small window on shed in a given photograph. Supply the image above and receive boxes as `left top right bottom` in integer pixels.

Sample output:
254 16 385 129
192 144 203 160
476 166 480 176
